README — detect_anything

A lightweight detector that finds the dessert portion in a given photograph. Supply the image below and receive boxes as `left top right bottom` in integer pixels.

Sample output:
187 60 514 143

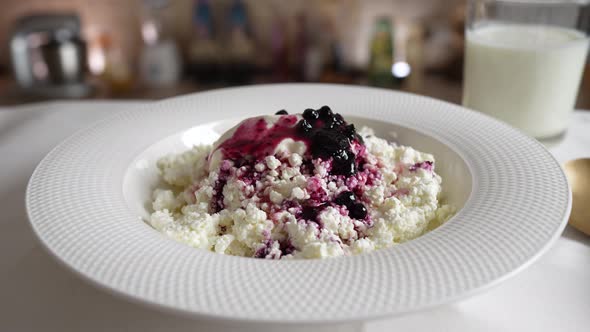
150 107 454 259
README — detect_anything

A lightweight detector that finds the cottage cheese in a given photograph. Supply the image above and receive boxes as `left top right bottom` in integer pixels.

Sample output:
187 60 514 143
150 110 454 259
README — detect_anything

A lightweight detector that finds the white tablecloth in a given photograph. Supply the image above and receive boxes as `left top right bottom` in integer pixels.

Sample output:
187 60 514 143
1 101 589 332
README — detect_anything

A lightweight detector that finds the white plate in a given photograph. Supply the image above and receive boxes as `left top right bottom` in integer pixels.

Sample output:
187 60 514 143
26 84 570 324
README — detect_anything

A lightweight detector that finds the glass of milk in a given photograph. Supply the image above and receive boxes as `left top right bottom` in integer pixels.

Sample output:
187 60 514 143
463 0 590 139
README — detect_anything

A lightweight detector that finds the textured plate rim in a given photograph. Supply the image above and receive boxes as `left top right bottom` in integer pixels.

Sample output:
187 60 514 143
25 84 571 324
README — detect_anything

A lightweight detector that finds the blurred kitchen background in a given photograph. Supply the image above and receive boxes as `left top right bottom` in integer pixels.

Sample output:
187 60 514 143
1 0 590 107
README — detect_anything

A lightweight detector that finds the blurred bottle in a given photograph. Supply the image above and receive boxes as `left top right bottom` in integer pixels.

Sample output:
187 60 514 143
303 16 324 82
292 13 308 82
270 15 289 82
391 21 412 87
291 12 326 82
90 32 133 94
320 19 348 83
327 32 344 74
395 21 424 92
368 17 394 88
226 0 255 85
187 0 220 83
139 0 182 87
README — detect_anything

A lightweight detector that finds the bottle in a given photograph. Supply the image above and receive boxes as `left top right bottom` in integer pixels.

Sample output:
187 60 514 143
291 13 308 82
187 0 220 83
94 32 133 94
226 0 255 84
139 0 182 87
368 17 394 88
270 15 289 82
302 15 324 82
319 19 346 83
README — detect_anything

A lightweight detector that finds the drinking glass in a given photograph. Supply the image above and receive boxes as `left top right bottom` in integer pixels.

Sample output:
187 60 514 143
463 0 590 139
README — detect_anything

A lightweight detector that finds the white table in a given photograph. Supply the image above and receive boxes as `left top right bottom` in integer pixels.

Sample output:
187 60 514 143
1 101 589 332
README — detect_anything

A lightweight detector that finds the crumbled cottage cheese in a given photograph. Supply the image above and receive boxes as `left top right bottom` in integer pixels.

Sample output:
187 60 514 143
150 108 454 259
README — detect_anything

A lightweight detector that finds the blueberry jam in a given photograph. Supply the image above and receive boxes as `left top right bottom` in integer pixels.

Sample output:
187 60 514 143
216 106 362 177
211 161 231 213
213 107 372 221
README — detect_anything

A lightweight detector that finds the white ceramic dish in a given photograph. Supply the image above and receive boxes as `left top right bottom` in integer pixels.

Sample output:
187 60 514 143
26 84 570 325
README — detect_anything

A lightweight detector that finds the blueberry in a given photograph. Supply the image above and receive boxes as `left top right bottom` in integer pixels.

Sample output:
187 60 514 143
300 204 329 222
335 191 356 206
297 119 313 134
332 157 356 176
357 161 365 171
280 240 295 256
275 109 288 115
303 108 319 121
315 131 348 150
324 117 335 129
344 124 356 140
318 106 333 119
312 132 343 157
332 149 350 161
300 206 318 221
349 203 367 219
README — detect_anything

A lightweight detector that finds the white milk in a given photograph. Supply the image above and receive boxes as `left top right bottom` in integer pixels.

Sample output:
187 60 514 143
463 23 589 138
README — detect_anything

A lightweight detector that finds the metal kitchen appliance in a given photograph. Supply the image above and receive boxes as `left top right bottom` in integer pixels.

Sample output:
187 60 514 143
9 13 91 98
